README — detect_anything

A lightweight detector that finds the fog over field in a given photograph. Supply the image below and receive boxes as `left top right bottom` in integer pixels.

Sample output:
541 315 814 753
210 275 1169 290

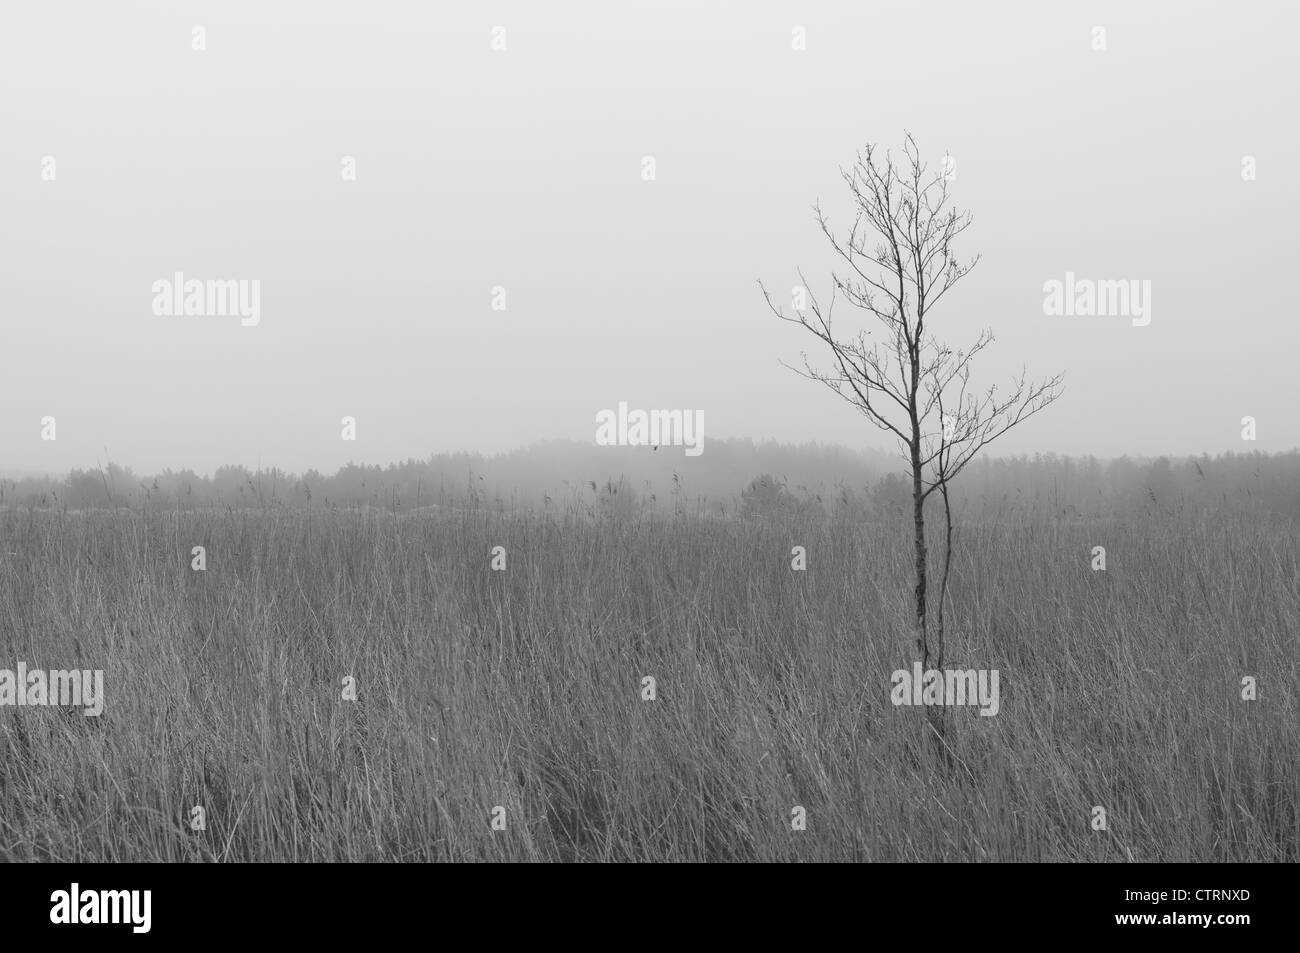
2 1 1296 475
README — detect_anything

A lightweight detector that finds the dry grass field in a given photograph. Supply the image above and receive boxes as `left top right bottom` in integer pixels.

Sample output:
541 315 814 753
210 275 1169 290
0 502 1296 861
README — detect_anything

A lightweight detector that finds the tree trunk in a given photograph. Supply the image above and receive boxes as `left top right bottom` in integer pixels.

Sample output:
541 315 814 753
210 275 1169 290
935 480 953 672
910 444 928 669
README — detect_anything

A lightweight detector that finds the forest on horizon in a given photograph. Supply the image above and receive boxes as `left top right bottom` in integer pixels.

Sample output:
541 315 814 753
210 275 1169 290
3 439 1297 521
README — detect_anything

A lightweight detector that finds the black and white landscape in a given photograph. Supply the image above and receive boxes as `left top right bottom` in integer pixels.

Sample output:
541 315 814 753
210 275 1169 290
0 1 1296 865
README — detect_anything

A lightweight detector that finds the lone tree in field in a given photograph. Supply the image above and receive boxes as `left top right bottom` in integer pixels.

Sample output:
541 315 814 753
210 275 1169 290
761 134 1062 671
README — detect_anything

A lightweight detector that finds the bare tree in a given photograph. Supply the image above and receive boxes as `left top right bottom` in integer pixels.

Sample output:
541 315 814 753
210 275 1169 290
761 133 1062 671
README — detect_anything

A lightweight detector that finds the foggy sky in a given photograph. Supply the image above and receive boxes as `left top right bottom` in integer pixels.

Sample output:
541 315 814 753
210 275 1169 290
2 0 1296 476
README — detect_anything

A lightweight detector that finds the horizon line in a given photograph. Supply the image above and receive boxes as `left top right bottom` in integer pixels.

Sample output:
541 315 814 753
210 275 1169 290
3 439 1295 483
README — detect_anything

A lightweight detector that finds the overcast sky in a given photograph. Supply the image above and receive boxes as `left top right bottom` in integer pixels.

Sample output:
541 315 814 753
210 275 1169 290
2 0 1296 476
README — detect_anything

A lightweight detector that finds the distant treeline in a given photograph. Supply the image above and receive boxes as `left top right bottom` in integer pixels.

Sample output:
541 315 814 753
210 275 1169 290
2 440 1297 520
